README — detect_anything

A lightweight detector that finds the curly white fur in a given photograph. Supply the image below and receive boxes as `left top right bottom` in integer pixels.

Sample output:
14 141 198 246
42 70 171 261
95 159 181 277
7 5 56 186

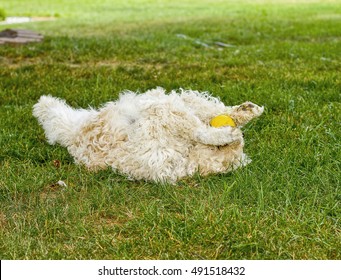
33 88 263 183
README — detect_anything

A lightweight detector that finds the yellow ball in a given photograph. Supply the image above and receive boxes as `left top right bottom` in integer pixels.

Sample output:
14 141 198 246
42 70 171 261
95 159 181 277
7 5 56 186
210 114 236 128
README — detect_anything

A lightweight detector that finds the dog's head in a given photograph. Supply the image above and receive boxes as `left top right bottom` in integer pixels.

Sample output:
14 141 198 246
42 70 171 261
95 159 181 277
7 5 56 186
229 102 264 127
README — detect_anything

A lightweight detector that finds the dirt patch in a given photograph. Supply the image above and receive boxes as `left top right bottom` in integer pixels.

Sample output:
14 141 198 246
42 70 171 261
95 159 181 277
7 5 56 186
0 28 43 44
0 212 7 228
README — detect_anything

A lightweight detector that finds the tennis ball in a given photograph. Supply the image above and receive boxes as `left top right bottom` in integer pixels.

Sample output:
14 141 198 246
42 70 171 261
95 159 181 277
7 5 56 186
210 114 236 127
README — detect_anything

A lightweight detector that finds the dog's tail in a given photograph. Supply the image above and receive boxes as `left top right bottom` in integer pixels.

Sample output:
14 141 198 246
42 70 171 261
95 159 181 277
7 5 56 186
33 95 93 147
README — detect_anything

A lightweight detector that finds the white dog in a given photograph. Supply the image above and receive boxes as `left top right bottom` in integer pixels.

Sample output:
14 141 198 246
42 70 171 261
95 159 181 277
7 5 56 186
33 88 263 183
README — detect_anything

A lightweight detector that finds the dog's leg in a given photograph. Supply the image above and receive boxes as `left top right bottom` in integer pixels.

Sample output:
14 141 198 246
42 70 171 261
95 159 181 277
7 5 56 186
33 95 94 146
193 126 243 146
146 104 244 147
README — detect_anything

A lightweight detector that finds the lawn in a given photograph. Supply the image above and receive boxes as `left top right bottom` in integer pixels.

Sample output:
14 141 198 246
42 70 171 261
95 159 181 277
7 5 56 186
0 0 340 259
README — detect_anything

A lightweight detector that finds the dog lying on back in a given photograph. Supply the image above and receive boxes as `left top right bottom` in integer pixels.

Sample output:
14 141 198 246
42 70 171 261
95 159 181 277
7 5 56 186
33 88 263 183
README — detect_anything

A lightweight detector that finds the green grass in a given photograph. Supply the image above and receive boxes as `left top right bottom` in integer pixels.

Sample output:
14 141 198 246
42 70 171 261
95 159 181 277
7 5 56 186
0 8 5 21
0 0 340 259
